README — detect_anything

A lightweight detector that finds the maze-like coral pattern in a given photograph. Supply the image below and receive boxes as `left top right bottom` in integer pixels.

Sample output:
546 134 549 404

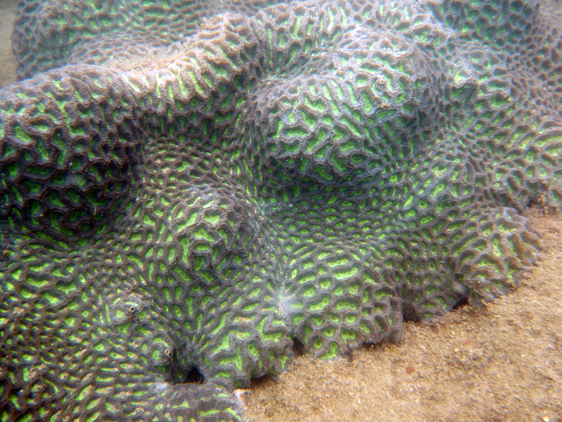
1 0 562 420
11 0 297 79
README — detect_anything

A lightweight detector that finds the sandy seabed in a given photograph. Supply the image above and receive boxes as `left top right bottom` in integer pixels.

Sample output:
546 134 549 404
1 2 561 421
0 0 16 89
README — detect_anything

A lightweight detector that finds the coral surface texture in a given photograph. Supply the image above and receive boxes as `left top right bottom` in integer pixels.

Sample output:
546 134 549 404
1 0 562 420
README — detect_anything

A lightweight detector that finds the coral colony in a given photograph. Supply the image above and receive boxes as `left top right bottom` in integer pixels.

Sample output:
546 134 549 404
1 0 561 420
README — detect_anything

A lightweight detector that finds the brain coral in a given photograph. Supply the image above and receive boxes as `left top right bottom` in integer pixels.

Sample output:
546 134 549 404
1 0 562 420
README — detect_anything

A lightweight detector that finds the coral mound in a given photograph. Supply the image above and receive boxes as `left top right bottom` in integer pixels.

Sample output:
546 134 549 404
1 0 561 420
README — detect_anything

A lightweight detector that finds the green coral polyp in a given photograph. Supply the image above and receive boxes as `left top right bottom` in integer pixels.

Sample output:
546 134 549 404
1 0 561 421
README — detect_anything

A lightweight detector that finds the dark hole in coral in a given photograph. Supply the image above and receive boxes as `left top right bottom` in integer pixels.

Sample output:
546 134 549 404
362 341 376 350
451 296 470 311
362 341 386 351
291 337 305 358
250 373 274 388
401 303 421 323
184 365 205 384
